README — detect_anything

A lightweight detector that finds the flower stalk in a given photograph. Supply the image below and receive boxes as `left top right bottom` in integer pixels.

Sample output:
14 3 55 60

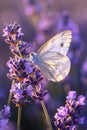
17 106 22 130
40 100 53 130
7 80 15 105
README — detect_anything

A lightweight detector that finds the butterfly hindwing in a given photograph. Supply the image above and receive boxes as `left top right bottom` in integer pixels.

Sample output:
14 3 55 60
36 53 71 82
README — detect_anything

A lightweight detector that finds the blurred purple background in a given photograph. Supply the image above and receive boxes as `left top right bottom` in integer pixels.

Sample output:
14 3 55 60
0 0 87 130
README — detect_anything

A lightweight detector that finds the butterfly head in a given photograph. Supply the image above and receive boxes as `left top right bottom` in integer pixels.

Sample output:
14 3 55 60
30 52 39 64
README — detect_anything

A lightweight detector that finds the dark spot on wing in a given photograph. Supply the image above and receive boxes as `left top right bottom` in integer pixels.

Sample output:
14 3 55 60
60 43 64 47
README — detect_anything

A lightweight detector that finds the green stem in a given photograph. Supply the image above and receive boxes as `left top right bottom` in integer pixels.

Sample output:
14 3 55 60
17 107 22 130
40 100 53 130
7 80 15 106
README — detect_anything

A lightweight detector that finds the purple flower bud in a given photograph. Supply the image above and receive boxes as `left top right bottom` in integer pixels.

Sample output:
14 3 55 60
3 22 24 45
56 107 68 118
66 91 77 100
77 95 85 105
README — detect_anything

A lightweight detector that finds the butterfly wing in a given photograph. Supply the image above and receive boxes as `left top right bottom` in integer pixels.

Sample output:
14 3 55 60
36 52 71 82
37 30 72 56
33 30 72 82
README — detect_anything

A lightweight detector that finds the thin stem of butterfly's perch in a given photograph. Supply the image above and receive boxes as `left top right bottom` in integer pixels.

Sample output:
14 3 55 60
40 100 53 130
7 80 15 105
17 81 22 130
17 107 22 130
7 91 12 106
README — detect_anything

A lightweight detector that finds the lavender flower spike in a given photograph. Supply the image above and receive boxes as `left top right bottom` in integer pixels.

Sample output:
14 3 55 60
7 57 34 81
3 22 24 45
54 91 86 130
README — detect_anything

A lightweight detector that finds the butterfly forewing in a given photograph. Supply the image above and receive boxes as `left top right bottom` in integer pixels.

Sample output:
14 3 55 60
37 30 72 56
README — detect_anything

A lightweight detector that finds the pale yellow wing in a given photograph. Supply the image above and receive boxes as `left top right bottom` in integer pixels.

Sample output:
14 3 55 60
37 30 72 56
36 52 71 82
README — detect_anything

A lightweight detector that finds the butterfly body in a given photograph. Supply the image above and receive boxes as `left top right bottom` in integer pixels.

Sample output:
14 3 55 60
30 52 42 65
29 30 72 82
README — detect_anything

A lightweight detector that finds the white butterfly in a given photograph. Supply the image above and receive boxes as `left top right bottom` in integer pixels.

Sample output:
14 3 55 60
29 30 72 82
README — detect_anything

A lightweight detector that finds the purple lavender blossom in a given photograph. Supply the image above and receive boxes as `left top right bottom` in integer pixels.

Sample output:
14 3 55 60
24 68 43 86
23 68 47 101
77 95 85 105
7 57 35 81
54 91 85 130
3 22 32 58
11 79 47 106
4 22 48 106
3 22 24 45
9 41 31 57
0 105 11 129
8 57 46 105
66 91 77 100
31 84 48 101
10 82 33 107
